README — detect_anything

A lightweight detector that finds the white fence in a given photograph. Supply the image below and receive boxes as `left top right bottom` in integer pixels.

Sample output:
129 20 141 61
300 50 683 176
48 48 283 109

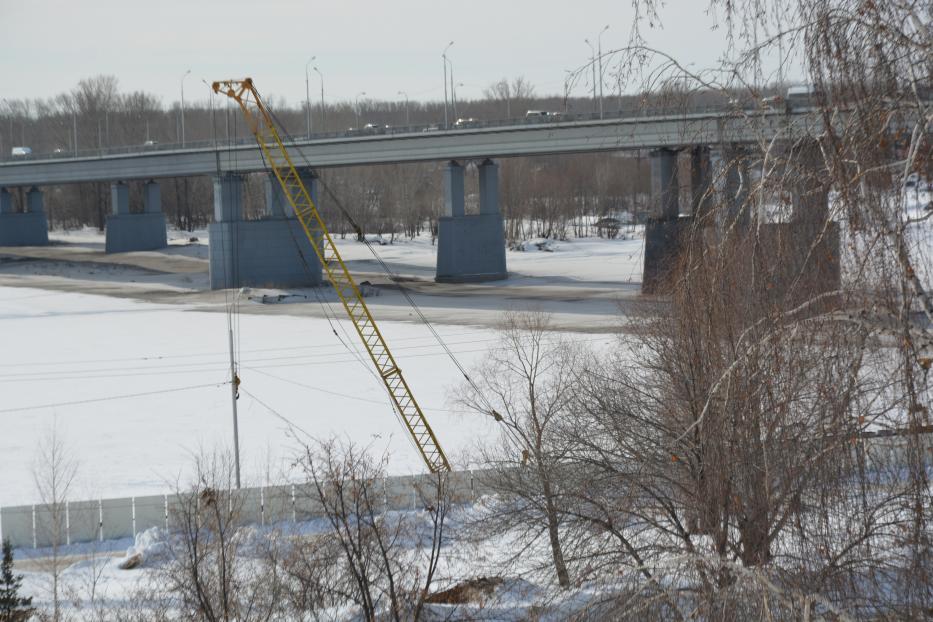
1 470 486 549
3 433 930 550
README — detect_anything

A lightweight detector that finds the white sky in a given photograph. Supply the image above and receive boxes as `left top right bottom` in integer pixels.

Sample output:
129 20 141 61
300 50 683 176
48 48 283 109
0 0 786 107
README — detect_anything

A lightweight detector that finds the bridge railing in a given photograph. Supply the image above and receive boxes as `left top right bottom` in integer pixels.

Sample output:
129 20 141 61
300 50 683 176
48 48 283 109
0 103 749 164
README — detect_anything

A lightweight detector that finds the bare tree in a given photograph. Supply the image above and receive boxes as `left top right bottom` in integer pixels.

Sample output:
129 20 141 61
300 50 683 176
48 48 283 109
293 439 450 621
32 422 78 622
483 77 537 118
159 450 283 622
458 311 585 588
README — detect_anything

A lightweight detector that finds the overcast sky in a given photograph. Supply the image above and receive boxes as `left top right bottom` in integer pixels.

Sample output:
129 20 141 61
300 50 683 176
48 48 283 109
1 1 789 107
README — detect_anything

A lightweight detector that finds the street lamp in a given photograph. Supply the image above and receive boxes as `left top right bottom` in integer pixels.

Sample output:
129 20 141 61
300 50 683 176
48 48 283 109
180 69 191 147
447 57 456 121
397 90 410 126
597 25 609 119
442 41 454 128
313 66 325 132
201 79 216 147
563 69 573 114
584 39 597 115
355 91 366 128
305 55 316 139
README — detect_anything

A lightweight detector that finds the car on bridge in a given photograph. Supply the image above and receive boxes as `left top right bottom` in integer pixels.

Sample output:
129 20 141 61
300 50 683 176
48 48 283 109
454 117 480 129
11 146 32 158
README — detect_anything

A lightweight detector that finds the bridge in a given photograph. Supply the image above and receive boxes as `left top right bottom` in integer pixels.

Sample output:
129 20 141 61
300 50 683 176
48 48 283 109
0 105 830 290
0 107 820 186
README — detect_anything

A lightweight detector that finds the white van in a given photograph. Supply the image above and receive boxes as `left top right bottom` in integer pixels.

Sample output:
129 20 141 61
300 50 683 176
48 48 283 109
11 146 32 157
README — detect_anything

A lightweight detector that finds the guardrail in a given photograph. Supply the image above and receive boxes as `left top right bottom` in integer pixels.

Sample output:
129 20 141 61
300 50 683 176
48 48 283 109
0 469 490 549
0 103 752 164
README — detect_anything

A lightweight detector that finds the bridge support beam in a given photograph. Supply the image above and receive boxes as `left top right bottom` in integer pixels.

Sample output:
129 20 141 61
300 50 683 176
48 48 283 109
642 149 688 294
436 159 507 283
711 145 751 228
690 146 713 221
105 181 168 253
208 171 322 290
0 186 49 246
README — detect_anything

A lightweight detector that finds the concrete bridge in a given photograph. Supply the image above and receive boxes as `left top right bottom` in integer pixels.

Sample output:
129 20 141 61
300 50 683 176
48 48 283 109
0 106 830 289
0 107 822 185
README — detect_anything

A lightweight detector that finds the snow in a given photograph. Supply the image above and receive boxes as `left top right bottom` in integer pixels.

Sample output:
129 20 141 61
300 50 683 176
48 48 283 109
0 287 511 506
0 230 627 507
2 194 930 511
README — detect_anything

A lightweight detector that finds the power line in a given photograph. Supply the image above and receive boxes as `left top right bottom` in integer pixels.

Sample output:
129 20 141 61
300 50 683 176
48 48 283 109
238 387 314 440
0 381 227 414
0 336 614 383
0 328 487 369
244 364 470 414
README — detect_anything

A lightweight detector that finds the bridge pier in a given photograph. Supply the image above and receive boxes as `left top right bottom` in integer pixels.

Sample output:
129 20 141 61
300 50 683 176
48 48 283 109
711 145 752 228
642 149 689 294
0 186 49 246
646 140 839 303
436 159 507 283
105 181 168 253
208 171 322 290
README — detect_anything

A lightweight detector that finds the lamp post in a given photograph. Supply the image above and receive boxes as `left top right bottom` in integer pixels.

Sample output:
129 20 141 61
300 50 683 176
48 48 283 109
72 108 78 156
397 90 410 126
201 79 216 146
355 91 366 129
180 69 191 147
584 39 597 115
597 24 609 119
442 41 454 128
313 66 325 131
304 55 316 139
447 57 456 121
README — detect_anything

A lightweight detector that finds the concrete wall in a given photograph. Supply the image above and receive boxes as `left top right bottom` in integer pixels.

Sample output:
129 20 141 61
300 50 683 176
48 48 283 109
208 219 323 289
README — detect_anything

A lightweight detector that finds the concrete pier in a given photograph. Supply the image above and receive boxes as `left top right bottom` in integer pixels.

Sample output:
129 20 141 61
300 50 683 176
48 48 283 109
105 181 168 253
436 159 507 283
642 149 687 294
208 171 322 290
710 145 751 228
0 186 49 246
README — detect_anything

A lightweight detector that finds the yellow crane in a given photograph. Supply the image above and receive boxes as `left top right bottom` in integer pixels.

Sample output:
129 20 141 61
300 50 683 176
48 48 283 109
213 78 450 473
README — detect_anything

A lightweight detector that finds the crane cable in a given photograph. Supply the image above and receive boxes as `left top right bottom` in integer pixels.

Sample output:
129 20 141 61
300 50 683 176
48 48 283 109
263 106 502 422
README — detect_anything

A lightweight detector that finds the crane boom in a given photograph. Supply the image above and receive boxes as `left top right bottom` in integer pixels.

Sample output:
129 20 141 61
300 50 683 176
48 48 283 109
213 78 450 473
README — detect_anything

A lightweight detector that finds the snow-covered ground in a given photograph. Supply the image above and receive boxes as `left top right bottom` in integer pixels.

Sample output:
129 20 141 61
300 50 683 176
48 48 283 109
0 285 616 507
0 226 638 508
1 197 931 619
